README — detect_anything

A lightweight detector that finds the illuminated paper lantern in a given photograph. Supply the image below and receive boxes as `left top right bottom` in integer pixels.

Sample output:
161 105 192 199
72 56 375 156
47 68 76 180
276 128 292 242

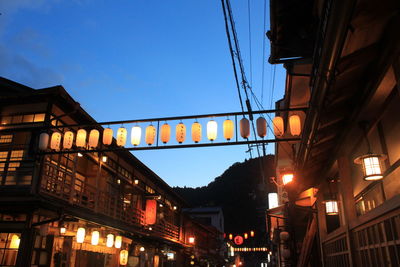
39 133 49 150
161 123 171 144
240 118 250 138
76 129 87 148
325 200 339 215
60 227 66 235
273 116 284 137
88 129 100 148
188 236 195 244
145 199 157 225
268 193 279 209
354 154 385 181
250 230 255 237
229 234 233 240
145 125 156 145
10 235 20 249
91 231 100 245
256 117 267 138
131 126 141 146
244 233 248 239
207 120 217 141
76 227 86 243
223 119 234 140
115 236 122 248
103 128 113 145
234 235 243 245
50 132 62 150
117 127 127 146
63 131 74 149
176 123 186 144
106 234 114 247
120 250 129 265
191 122 202 143
289 115 301 136
282 173 294 185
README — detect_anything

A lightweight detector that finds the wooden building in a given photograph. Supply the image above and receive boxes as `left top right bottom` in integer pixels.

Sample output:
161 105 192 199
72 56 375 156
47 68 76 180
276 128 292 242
267 0 400 266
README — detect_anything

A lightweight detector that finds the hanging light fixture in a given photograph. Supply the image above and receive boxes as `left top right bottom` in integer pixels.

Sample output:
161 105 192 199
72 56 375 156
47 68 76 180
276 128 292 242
50 132 62 150
191 121 202 143
250 230 255 237
289 115 301 136
268 192 279 209
273 116 284 137
91 231 100 245
244 233 248 239
63 131 74 149
115 236 122 248
188 236 195 244
161 123 171 144
324 199 339 215
88 129 100 148
116 127 127 146
139 246 145 252
145 125 156 145
256 117 267 138
39 132 49 150
106 234 114 247
207 120 218 141
229 234 233 240
76 227 86 243
120 250 129 265
76 129 87 148
240 117 250 139
103 127 113 145
223 119 234 140
131 126 141 146
176 122 186 144
60 226 66 235
282 172 294 185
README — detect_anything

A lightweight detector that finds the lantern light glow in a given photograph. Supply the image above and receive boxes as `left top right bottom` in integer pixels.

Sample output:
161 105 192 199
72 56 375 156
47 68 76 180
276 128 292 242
268 193 279 209
106 234 114 247
282 173 294 185
88 129 100 148
176 123 186 143
191 122 202 143
114 235 122 248
63 131 74 149
116 127 127 146
207 120 218 141
273 116 284 137
119 250 129 265
91 231 100 245
9 235 20 249
355 154 385 181
76 227 86 243
161 123 171 144
76 129 87 148
145 125 156 145
103 128 113 145
325 200 339 215
131 126 142 146
50 132 62 150
188 236 195 244
223 119 234 140
289 115 301 136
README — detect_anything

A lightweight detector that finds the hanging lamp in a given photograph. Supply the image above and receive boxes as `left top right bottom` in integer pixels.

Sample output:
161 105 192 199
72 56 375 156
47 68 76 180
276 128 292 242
207 120 217 141
191 121 202 143
223 119 234 140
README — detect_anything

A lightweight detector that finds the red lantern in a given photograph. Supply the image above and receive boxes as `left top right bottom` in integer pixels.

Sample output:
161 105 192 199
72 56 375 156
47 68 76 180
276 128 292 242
145 199 157 225
234 235 244 246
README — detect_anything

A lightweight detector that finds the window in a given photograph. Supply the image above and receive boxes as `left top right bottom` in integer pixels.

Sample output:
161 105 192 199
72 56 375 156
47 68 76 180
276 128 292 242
0 113 45 125
355 182 385 216
0 233 21 266
145 186 155 194
0 135 13 144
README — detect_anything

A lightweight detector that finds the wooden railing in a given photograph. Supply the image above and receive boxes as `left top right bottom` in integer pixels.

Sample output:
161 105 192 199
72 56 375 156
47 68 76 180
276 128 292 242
152 219 180 241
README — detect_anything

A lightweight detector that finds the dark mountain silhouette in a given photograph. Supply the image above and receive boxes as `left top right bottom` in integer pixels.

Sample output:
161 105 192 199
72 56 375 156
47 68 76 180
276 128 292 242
174 155 276 238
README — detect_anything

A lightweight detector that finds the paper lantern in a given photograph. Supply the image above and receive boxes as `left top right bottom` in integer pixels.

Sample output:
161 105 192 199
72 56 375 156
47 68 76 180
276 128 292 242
273 116 284 137
120 250 129 265
223 119 234 140
229 234 233 240
10 235 20 249
240 118 250 139
176 123 186 143
250 230 255 237
60 227 66 235
76 227 85 243
354 154 385 181
91 231 99 245
191 122 202 143
106 234 114 247
139 246 145 252
39 133 49 150
103 128 113 145
289 115 301 136
145 199 157 225
76 129 87 148
117 127 127 146
325 200 339 215
188 236 195 244
115 236 122 248
244 233 248 239
207 120 218 141
161 123 171 144
131 126 141 146
282 173 294 185
256 117 267 138
145 125 156 145
234 235 243 245
63 131 74 149
268 193 279 209
50 132 62 150
88 129 100 148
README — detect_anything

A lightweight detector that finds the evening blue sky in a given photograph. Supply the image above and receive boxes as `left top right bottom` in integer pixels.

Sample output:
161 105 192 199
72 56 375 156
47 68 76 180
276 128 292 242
0 0 285 187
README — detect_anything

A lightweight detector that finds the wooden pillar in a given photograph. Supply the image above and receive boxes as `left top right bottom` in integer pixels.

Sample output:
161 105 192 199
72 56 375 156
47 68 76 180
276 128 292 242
15 214 35 267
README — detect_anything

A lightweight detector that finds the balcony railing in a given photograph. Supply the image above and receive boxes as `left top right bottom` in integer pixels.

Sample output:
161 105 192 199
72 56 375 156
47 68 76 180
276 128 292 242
152 219 180 241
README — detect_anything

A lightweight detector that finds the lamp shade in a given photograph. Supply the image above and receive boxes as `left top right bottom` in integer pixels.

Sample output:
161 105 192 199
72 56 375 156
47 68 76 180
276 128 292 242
91 231 100 245
161 123 171 144
207 120 218 141
145 125 156 145
50 132 62 150
354 154 385 181
88 129 100 148
63 131 74 149
106 234 114 247
289 115 301 136
191 122 202 143
120 250 129 265
131 126 141 146
256 117 267 138
103 128 113 145
282 173 294 185
76 129 87 148
240 118 250 138
116 127 127 146
223 119 234 140
273 116 284 137
145 199 157 225
76 227 85 243
39 133 49 150
325 200 339 215
176 123 186 143
115 235 122 248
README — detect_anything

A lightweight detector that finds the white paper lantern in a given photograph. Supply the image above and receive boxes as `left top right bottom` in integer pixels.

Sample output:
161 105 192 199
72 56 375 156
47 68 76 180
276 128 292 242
161 123 171 144
39 133 49 150
223 119 234 140
115 235 122 248
256 117 267 138
103 128 113 145
273 116 284 137
191 122 202 143
207 120 218 141
106 234 114 247
120 250 129 265
240 118 250 139
268 193 278 209
91 231 100 245
76 227 86 243
50 132 62 150
76 129 87 148
176 123 186 144
88 129 100 148
289 115 301 136
117 127 127 146
145 125 156 145
131 126 141 146
63 131 74 149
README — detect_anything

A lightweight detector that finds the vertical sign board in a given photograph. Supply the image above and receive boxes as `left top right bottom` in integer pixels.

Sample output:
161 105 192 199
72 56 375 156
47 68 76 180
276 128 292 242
145 199 157 225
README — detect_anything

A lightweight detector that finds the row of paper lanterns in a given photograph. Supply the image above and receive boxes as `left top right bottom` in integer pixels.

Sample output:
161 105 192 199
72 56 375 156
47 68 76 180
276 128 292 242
39 115 301 150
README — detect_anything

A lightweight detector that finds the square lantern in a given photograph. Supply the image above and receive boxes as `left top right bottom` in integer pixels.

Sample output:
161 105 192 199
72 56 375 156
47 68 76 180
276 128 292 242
354 154 386 181
324 200 339 215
